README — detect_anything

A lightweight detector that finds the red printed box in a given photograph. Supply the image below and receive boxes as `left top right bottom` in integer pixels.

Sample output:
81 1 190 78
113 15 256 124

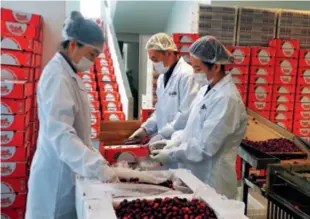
294 120 310 129
225 65 249 75
101 101 122 112
231 74 249 84
90 111 101 127
251 47 276 66
97 73 116 82
0 98 32 115
1 49 36 67
270 111 294 121
1 145 28 162
91 125 100 139
296 84 310 94
297 69 310 85
1 178 27 194
294 110 310 120
272 93 295 103
99 82 119 92
294 127 310 137
1 162 27 178
271 102 294 112
226 46 251 65
1 129 30 147
180 53 190 63
248 92 272 102
1 20 39 39
275 59 298 76
95 58 113 67
89 101 100 112
1 35 40 53
273 84 296 95
78 72 96 81
250 66 274 76
299 50 310 67
83 81 97 91
176 43 191 53
96 65 114 74
1 193 27 209
248 101 271 111
269 39 300 58
34 68 41 80
87 91 99 102
1 114 30 131
235 84 248 94
250 75 274 84
104 145 150 165
173 33 200 43
1 8 42 26
0 65 35 81
103 111 125 121
1 81 33 99
295 93 310 102
295 102 310 111
100 91 120 102
274 74 297 85
254 111 270 119
140 108 155 122
272 119 293 131
1 208 25 219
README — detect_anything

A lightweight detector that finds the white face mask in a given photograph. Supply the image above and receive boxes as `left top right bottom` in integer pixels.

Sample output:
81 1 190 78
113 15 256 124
194 73 213 86
73 56 94 72
153 61 169 74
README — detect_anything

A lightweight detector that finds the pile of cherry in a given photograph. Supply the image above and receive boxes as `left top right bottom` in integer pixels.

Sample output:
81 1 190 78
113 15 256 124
242 138 301 153
115 197 217 219
120 178 174 189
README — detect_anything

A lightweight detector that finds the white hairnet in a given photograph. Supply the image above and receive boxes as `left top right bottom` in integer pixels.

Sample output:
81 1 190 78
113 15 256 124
189 36 234 64
145 33 178 51
62 11 104 52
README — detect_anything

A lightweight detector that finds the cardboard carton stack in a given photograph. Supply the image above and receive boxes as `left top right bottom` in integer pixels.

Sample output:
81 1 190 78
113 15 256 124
1 7 43 219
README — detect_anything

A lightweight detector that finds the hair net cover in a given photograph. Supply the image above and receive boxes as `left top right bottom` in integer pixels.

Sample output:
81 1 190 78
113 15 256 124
146 33 178 51
189 36 234 65
62 11 104 52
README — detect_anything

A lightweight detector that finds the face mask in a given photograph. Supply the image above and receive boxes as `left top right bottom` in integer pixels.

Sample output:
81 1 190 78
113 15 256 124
73 56 94 72
153 61 169 74
194 73 210 85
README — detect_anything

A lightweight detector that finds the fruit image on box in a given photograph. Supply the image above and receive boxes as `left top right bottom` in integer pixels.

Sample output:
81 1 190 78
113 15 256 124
294 119 310 128
295 102 310 112
0 146 28 162
176 43 191 53
299 50 310 67
99 66 114 74
90 111 100 126
1 35 40 53
90 126 100 139
1 49 36 67
296 84 310 94
89 101 100 112
275 58 298 76
294 110 310 120
272 93 295 103
101 101 122 112
95 58 113 67
1 21 38 39
0 114 30 131
1 129 30 147
250 66 274 76
87 91 99 102
251 47 276 66
173 33 200 43
97 73 116 82
1 162 27 178
269 39 300 58
225 65 249 75
1 178 27 194
248 101 271 111
271 102 294 112
83 81 96 91
0 65 35 81
99 82 118 92
1 193 27 209
78 72 95 81
0 98 32 115
1 81 33 99
274 74 297 85
298 69 310 84
1 8 41 25
231 74 249 84
226 46 251 65
103 111 125 121
1 208 25 219
273 84 295 94
250 75 274 84
294 127 310 137
270 111 293 121
104 145 150 164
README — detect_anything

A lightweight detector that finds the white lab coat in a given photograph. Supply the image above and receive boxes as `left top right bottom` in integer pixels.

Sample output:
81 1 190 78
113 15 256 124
142 57 199 139
167 74 248 198
26 53 107 219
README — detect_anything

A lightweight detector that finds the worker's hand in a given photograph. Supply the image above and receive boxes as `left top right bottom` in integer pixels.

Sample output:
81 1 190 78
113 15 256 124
150 150 171 165
165 140 180 150
149 140 167 151
148 134 164 145
128 127 147 141
99 165 120 183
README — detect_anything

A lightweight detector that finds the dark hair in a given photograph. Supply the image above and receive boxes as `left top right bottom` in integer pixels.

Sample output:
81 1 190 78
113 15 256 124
202 62 225 72
61 40 83 49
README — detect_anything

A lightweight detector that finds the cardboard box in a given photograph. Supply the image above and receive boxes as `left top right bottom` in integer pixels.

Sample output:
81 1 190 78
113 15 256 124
1 207 25 219
294 110 310 120
230 74 248 85
297 73 310 86
0 193 27 209
272 93 295 103
269 39 300 58
95 58 113 67
0 98 32 115
89 101 100 112
274 74 297 85
176 43 192 53
225 65 249 75
226 46 251 65
295 93 310 102
96 65 114 74
1 20 39 39
248 101 271 111
1 8 42 26
1 113 31 131
296 83 310 94
97 73 116 82
250 66 274 76
273 84 296 94
101 101 122 112
270 111 293 121
250 75 274 84
294 119 310 129
87 91 99 102
91 125 100 139
1 49 36 67
1 162 27 178
140 108 155 123
100 91 120 102
78 72 96 81
34 68 41 81
0 145 28 162
0 65 35 81
103 111 125 121
272 119 293 131
299 49 310 67
275 58 298 76
248 84 272 101
1 129 30 147
251 47 276 66
295 102 310 111
271 102 294 112
83 81 97 91
1 35 40 53
99 82 118 92
91 111 101 127
1 81 33 99
173 33 200 43
1 178 27 193
293 127 310 137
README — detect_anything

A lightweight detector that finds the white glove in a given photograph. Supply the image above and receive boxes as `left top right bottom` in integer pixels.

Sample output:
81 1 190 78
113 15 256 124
165 140 180 150
112 167 167 184
150 150 172 165
149 140 167 151
148 134 164 144
98 165 120 183
128 127 147 141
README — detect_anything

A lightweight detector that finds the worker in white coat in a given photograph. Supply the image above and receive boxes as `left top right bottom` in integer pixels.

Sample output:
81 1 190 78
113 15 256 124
129 33 199 144
26 12 167 219
150 36 248 199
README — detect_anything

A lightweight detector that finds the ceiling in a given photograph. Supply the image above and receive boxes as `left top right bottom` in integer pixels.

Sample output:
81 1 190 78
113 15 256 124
113 0 175 34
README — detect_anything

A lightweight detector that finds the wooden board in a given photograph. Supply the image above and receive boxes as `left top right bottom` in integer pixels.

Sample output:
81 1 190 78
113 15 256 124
100 120 141 131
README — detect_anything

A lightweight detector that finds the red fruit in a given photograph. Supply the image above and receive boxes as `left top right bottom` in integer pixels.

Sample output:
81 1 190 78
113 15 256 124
172 206 178 211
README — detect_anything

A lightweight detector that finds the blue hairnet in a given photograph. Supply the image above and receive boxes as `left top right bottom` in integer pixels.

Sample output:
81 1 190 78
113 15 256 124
62 11 104 52
189 36 234 64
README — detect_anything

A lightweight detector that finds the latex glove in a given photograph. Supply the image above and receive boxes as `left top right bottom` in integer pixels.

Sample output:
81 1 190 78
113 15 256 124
99 165 120 183
128 127 147 141
149 140 167 151
165 140 180 150
112 167 167 184
148 134 164 144
150 150 171 165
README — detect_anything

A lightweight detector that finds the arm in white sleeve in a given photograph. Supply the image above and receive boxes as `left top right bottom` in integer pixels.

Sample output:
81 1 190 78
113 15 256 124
159 74 199 138
168 96 242 163
42 75 109 180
